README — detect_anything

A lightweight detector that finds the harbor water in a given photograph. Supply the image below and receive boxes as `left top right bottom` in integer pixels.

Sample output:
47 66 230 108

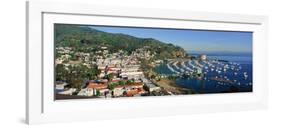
154 54 253 94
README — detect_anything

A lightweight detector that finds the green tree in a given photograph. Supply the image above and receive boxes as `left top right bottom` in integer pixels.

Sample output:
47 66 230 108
108 83 117 90
118 81 126 86
56 64 68 81
96 90 100 96
86 65 101 80
126 80 134 85
107 73 114 81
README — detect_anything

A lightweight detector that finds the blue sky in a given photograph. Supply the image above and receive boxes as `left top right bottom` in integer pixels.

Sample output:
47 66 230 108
89 26 252 54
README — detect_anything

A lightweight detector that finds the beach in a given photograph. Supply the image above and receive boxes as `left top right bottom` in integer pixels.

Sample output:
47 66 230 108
155 78 193 94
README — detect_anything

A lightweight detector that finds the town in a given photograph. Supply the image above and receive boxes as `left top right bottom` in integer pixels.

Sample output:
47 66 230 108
55 46 169 99
54 25 253 99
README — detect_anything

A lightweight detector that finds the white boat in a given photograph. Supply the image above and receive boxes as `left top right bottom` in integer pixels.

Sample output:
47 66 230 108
181 61 193 72
167 62 178 74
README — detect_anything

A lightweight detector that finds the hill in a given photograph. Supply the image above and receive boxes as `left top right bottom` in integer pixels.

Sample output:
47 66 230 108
54 24 187 59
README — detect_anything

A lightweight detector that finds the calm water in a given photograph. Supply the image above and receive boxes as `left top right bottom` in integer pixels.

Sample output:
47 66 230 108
154 54 253 94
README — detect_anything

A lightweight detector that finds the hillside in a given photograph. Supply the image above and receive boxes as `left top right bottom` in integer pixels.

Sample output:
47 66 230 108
54 24 187 59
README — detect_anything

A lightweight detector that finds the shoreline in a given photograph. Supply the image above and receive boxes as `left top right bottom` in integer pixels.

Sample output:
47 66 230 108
155 78 194 94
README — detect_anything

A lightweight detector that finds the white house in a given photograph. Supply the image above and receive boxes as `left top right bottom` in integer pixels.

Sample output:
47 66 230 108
55 82 69 90
113 87 124 97
58 88 77 95
77 88 94 96
145 83 161 92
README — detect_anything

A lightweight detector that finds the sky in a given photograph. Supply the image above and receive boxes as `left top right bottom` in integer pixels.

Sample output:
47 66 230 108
89 25 252 54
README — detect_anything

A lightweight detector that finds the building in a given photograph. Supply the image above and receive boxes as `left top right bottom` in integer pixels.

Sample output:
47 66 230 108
86 83 110 96
144 83 161 92
113 86 125 97
55 82 69 91
125 88 145 97
112 82 145 97
77 88 94 96
58 88 77 95
124 89 139 97
126 82 144 89
87 83 108 90
120 71 144 80
199 54 207 60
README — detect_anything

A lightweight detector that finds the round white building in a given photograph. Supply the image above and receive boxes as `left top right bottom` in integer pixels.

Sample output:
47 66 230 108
199 54 207 60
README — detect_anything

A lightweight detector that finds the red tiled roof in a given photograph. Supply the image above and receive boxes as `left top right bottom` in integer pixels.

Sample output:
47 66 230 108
87 83 108 90
109 81 120 84
114 86 124 89
114 82 144 89
127 82 144 87
137 88 144 92
125 89 139 97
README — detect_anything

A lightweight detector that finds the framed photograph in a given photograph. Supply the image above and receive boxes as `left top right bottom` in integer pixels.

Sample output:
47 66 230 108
26 1 268 124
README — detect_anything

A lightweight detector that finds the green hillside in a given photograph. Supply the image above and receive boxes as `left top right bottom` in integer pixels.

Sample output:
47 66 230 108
55 24 187 59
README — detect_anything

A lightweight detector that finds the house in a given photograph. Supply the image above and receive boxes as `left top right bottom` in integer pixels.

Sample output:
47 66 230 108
144 83 161 92
87 83 108 90
87 83 109 96
113 86 125 97
58 88 77 95
77 88 94 96
101 46 108 50
124 89 139 97
113 82 145 97
126 82 144 89
120 71 144 80
125 88 145 97
55 82 69 91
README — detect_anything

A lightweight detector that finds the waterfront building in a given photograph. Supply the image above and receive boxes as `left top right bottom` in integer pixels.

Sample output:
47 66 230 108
144 83 161 92
199 54 207 61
